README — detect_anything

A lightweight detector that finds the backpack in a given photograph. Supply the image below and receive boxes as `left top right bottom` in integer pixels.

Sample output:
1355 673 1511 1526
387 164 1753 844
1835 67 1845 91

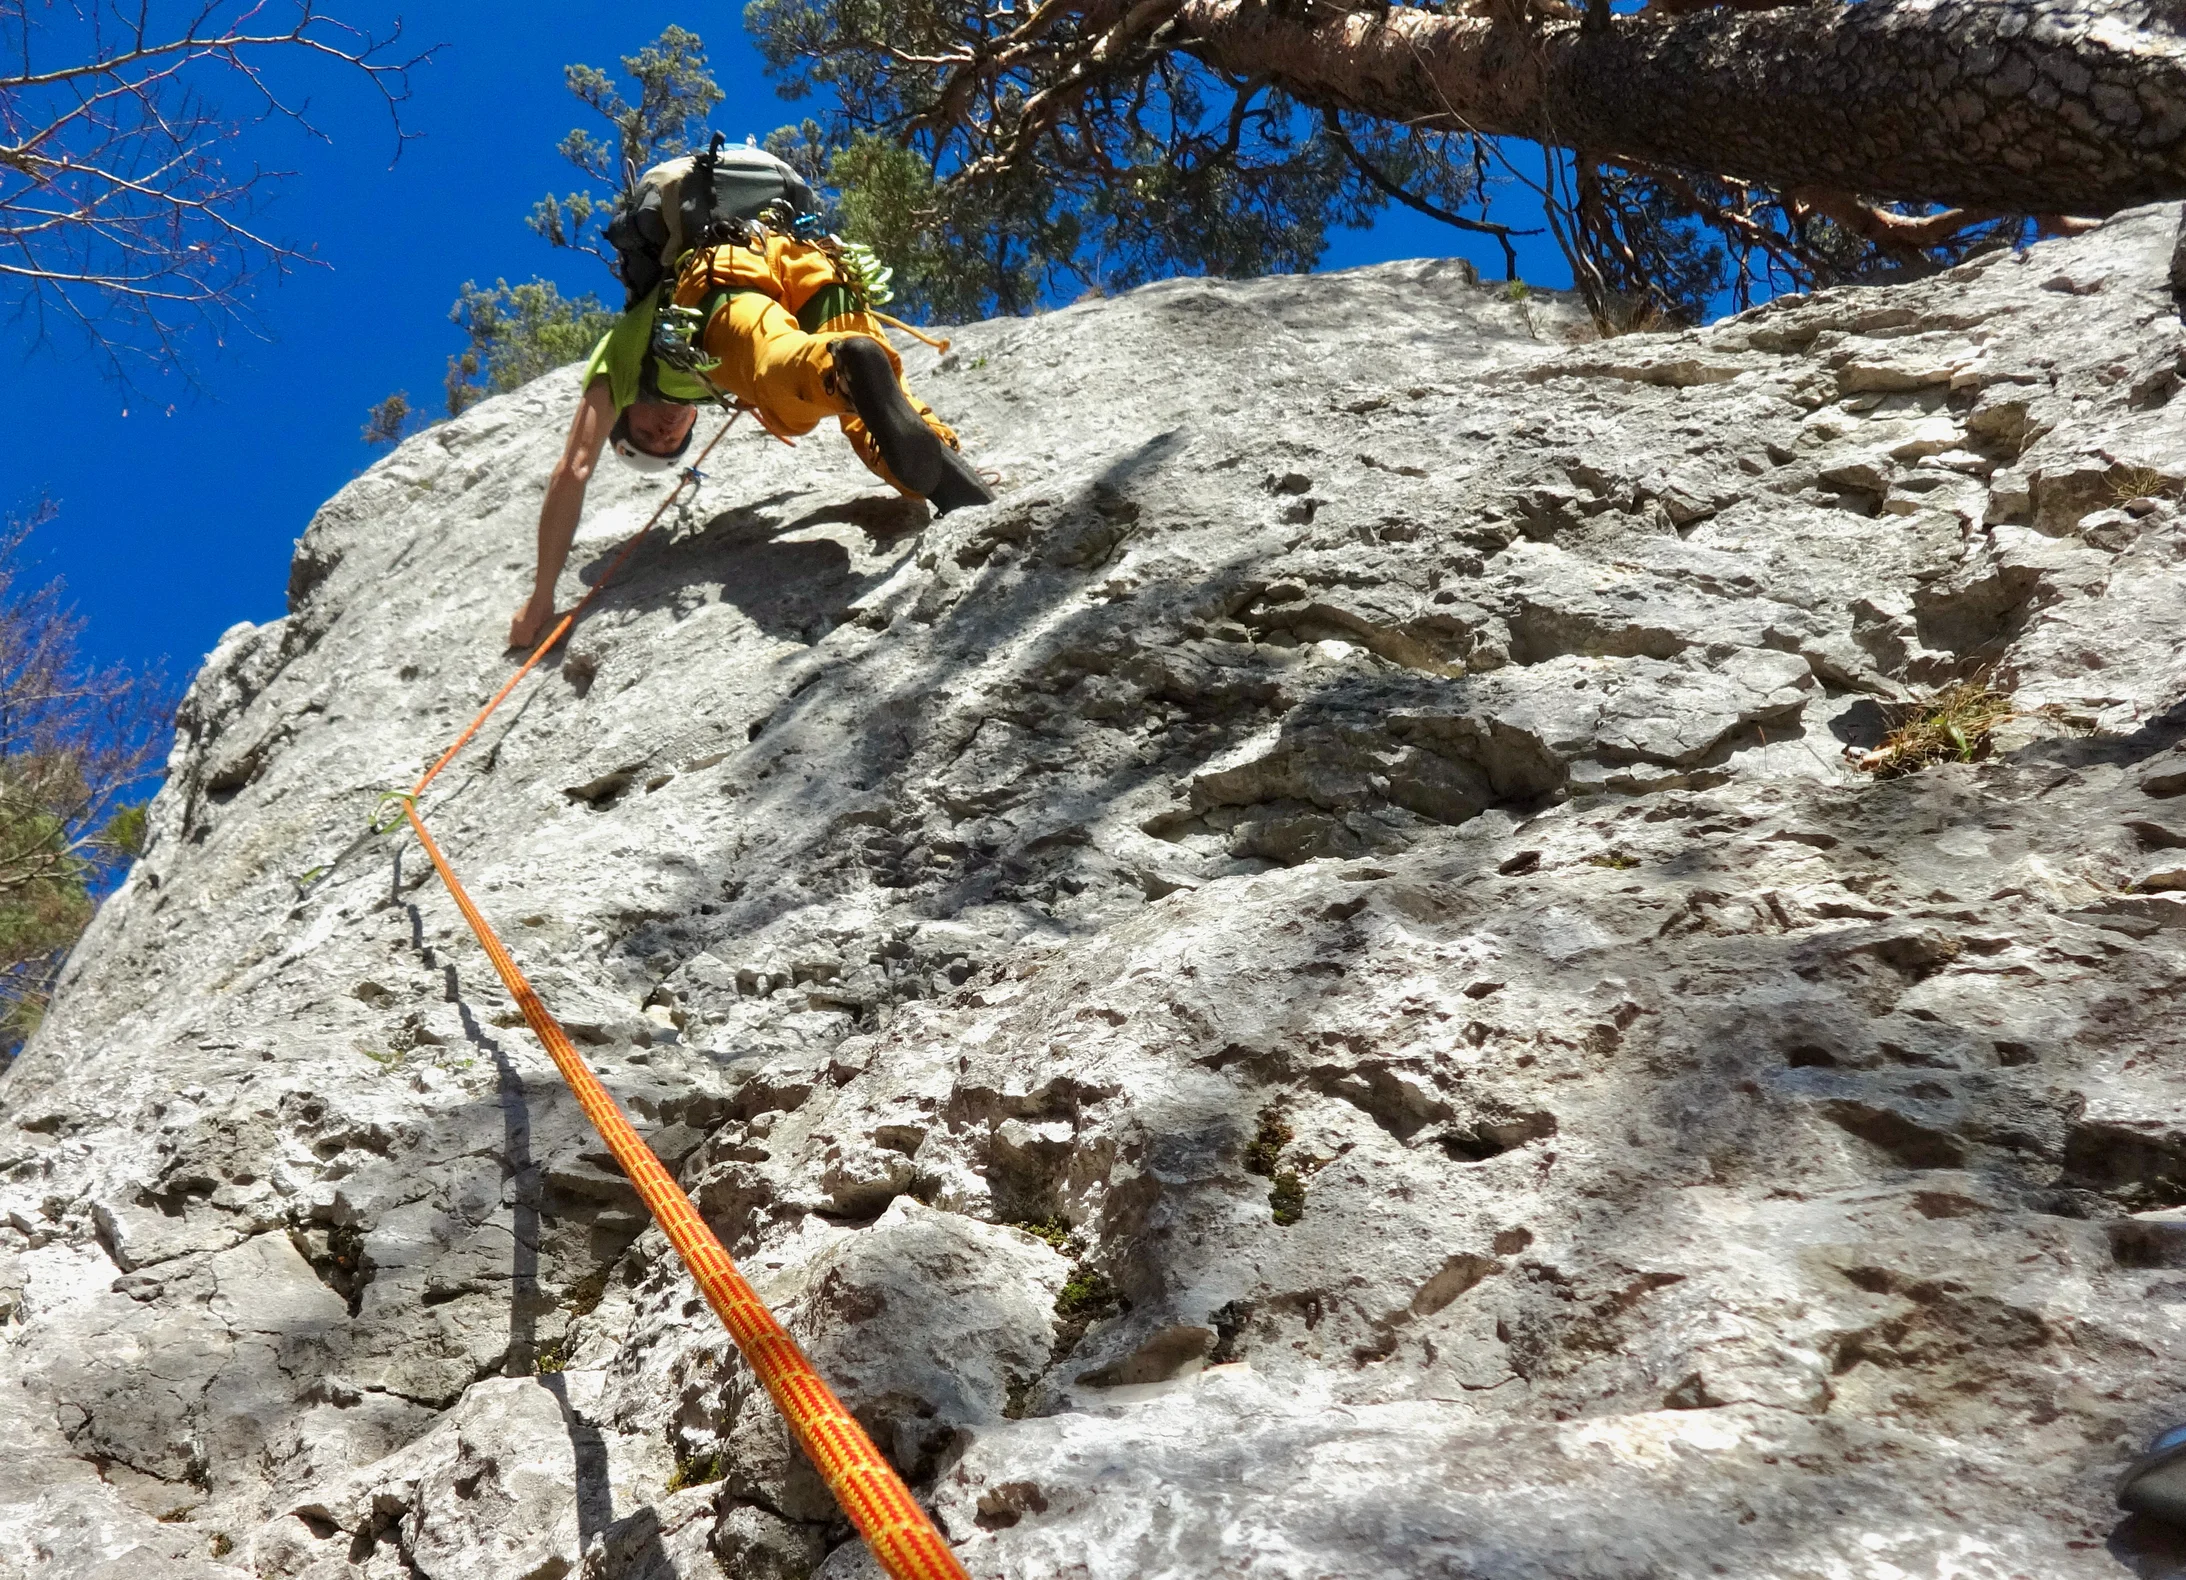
605 134 820 307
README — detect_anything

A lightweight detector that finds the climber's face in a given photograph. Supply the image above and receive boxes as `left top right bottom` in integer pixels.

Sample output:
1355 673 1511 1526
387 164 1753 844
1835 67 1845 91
627 401 697 457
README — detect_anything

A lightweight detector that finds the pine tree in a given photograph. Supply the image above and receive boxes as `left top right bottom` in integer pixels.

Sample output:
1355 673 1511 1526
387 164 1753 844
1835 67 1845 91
0 509 166 1060
442 280 618 419
527 26 728 265
742 0 2186 327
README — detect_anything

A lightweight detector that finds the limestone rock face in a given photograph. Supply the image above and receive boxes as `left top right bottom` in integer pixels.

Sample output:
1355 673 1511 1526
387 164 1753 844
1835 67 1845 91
6 209 2186 1578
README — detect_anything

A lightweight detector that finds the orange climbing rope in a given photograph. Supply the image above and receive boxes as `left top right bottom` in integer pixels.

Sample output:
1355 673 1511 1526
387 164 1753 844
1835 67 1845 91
396 413 971 1580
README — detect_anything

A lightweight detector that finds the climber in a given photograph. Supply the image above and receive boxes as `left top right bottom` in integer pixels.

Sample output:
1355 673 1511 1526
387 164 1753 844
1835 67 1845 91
505 279 991 650
508 142 992 652
504 311 702 650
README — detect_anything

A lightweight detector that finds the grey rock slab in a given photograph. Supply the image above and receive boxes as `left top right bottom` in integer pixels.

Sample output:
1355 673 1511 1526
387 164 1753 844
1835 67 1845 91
5 210 2186 1576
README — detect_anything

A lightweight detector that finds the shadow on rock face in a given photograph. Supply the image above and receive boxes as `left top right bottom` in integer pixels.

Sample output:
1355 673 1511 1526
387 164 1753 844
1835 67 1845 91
576 487 924 649
1829 697 1891 752
23 210 2186 1580
709 535 862 647
676 509 868 647
781 493 931 542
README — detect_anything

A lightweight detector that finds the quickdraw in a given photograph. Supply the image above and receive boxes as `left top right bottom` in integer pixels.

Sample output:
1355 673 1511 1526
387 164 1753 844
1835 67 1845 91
293 790 420 900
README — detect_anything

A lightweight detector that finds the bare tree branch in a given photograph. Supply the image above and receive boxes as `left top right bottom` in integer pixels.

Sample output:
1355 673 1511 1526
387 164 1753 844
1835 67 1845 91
0 2 432 386
1319 110 1533 279
1789 188 2004 252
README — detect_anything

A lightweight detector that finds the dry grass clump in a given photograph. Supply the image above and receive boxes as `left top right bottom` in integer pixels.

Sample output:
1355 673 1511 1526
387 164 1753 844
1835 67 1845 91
2108 465 2183 505
1847 679 2017 778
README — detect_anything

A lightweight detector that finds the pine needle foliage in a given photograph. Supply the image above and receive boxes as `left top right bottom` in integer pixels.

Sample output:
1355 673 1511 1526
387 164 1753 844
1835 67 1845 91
527 26 728 266
0 507 170 1060
367 30 720 438
361 392 419 448
739 0 2108 330
442 279 618 419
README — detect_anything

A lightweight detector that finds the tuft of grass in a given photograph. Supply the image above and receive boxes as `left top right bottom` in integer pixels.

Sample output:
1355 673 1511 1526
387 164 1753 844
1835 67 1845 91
2108 465 2181 504
1245 1101 1308 1224
664 1449 726 1494
1244 1104 1292 1178
1054 1266 1119 1323
1586 851 1640 870
1009 1214 1076 1252
567 1265 612 1318
1051 1260 1126 1361
1003 1375 1037 1419
1847 679 2016 778
209 1533 234 1559
1593 293 1674 339
324 1222 368 1295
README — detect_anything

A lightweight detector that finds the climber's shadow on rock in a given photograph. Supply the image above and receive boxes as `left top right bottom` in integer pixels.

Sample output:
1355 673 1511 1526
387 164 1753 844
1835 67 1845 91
577 487 927 646
776 492 932 542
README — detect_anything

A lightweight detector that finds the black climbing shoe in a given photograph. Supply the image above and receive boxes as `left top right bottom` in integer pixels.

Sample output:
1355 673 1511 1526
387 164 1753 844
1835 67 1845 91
832 336 991 512
2121 1425 2186 1524
833 335 945 497
926 443 995 516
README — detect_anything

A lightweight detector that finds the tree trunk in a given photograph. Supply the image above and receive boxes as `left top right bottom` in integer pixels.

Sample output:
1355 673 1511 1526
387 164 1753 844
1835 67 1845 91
1159 0 2186 215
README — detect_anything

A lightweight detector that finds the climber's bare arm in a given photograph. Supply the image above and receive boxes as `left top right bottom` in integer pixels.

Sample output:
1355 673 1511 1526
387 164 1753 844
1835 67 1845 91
508 378 616 651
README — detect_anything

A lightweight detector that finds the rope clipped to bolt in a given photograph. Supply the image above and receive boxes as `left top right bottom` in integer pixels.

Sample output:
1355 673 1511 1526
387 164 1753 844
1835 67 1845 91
389 411 973 1580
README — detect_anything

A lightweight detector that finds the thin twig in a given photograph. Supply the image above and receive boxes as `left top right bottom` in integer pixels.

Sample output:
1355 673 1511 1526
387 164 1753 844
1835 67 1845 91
1319 110 1532 278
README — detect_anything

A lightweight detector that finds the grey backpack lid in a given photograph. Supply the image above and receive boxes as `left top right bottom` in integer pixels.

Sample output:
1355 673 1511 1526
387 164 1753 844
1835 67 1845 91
607 138 821 306
699 143 818 229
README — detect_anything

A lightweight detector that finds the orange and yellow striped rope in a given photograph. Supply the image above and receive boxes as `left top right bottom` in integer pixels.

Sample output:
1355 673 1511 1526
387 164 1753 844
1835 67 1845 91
399 415 971 1580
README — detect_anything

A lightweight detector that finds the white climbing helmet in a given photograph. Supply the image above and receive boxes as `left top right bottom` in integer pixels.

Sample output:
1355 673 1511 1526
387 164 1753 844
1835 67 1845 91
609 406 695 473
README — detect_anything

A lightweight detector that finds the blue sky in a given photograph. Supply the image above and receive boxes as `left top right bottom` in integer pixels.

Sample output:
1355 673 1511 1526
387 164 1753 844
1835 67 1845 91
0 6 1568 689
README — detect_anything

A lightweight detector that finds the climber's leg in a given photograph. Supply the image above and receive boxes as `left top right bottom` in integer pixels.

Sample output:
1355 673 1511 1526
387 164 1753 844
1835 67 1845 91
811 307 992 512
696 290 839 438
2120 1424 2186 1523
683 248 991 510
827 336 970 506
919 439 996 515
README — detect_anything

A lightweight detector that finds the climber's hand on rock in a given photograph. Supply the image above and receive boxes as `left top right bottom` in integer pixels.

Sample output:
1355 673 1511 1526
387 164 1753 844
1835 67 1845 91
508 597 556 652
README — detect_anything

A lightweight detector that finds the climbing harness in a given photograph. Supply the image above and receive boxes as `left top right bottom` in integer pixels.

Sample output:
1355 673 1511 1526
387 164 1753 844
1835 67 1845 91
670 201 952 363
353 412 971 1580
649 301 722 380
606 134 820 308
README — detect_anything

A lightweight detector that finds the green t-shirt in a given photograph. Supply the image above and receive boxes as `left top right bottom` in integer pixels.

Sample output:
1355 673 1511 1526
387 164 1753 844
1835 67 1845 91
583 290 716 413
